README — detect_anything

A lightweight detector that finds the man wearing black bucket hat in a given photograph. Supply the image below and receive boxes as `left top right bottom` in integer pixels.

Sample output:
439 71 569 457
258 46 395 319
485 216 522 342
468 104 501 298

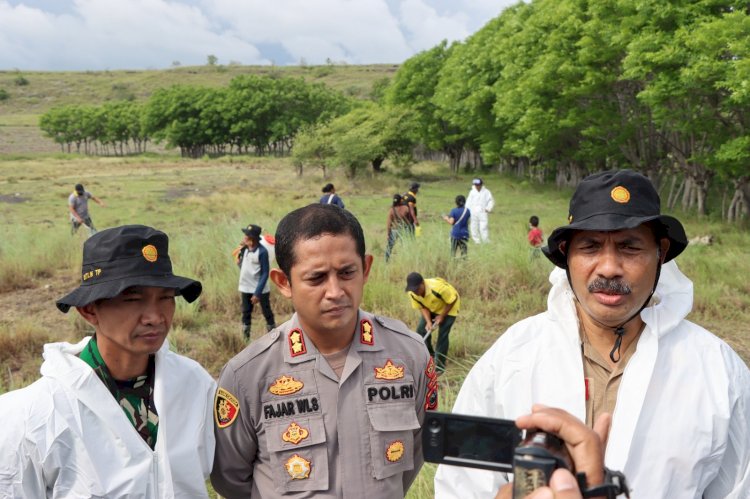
436 170 750 498
0 225 217 498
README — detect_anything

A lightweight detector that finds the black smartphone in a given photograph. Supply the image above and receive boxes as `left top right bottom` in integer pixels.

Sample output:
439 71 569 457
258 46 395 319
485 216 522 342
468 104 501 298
423 411 522 472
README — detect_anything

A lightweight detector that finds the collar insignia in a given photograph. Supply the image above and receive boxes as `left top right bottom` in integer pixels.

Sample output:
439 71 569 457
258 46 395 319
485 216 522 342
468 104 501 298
269 375 304 396
374 359 405 380
285 454 311 480
288 328 307 357
611 186 631 203
215 388 240 428
360 319 374 345
142 244 158 262
282 422 310 445
386 440 405 462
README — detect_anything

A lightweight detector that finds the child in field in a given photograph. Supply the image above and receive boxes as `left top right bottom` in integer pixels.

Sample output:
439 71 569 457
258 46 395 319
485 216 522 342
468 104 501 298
528 215 543 259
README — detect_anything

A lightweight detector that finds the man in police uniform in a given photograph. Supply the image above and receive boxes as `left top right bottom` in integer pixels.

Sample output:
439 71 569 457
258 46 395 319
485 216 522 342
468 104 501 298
211 204 436 498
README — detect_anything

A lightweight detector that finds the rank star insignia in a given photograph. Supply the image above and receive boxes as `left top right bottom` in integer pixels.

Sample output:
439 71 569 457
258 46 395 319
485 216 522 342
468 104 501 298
214 388 239 428
282 422 310 445
374 359 405 380
288 328 307 357
386 440 405 462
285 454 311 480
269 375 304 396
360 319 374 345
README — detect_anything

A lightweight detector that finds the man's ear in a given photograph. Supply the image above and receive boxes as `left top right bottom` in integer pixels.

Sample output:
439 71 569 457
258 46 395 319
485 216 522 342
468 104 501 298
76 303 99 327
270 268 292 299
362 254 374 283
659 238 671 263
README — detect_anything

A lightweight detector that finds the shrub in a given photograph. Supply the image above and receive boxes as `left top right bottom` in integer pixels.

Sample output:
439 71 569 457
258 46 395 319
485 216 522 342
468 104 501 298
0 89 8 101
14 75 29 86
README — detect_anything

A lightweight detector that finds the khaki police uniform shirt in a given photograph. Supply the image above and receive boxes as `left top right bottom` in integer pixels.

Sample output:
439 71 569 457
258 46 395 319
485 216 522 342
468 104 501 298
211 310 436 498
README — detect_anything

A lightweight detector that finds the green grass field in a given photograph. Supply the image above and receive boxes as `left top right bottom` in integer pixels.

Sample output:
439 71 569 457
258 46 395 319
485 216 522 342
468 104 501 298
1 155 749 498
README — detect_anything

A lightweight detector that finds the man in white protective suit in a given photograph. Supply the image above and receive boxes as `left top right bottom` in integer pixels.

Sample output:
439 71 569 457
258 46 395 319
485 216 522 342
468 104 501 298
0 225 216 498
435 170 750 498
465 178 495 244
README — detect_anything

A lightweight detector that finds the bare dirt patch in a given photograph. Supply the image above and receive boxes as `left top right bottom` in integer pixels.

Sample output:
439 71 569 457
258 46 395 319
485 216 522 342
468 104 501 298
0 193 29 203
0 272 75 333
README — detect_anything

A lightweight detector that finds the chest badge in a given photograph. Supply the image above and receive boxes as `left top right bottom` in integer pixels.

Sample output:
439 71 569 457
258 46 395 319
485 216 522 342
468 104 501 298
288 328 307 357
215 388 240 428
282 422 310 445
269 375 304 396
374 359 405 380
360 319 374 345
285 454 311 480
386 440 405 462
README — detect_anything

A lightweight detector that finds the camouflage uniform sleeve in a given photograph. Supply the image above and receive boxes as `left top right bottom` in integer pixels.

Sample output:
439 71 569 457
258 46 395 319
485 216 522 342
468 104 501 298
403 339 435 492
210 364 258 498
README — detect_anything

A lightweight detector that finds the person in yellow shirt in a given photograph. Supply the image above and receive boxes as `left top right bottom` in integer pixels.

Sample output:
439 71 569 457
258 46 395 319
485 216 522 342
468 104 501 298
405 272 460 373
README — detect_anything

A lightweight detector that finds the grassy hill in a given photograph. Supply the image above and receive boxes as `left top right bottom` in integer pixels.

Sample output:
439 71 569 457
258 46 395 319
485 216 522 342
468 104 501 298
0 64 398 154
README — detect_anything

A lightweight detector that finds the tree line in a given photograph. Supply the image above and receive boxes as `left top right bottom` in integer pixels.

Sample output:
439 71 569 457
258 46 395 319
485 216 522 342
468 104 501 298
375 0 750 220
39 75 350 159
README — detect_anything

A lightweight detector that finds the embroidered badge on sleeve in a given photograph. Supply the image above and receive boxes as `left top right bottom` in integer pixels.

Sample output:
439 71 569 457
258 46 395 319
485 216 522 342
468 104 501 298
215 387 240 428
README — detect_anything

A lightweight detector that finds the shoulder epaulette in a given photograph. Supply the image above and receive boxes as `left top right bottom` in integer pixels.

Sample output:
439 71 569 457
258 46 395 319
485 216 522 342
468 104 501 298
227 328 282 371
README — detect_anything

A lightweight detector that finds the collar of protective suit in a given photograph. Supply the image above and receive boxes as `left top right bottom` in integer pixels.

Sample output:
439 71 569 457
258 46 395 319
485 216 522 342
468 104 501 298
546 260 693 470
40 337 177 492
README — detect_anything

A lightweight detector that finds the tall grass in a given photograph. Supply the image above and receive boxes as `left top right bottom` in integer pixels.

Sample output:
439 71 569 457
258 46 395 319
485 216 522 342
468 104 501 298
1 156 749 498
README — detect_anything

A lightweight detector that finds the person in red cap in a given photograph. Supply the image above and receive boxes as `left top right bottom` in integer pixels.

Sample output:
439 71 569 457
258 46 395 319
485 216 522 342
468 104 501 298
436 169 750 498
0 225 216 498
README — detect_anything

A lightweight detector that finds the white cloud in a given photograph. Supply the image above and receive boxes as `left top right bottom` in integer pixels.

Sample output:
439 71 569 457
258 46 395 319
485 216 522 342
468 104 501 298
0 0 520 70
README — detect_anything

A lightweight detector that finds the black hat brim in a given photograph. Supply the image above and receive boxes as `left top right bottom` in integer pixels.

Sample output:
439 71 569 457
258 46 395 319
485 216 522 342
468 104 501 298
56 274 202 313
543 213 688 269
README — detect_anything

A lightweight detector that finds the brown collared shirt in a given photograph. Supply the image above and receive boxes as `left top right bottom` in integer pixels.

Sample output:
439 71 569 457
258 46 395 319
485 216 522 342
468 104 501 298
581 332 640 427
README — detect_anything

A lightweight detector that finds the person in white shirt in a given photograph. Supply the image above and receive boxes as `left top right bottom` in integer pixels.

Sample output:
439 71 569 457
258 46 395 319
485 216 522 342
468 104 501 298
0 225 216 498
465 178 495 243
436 170 750 499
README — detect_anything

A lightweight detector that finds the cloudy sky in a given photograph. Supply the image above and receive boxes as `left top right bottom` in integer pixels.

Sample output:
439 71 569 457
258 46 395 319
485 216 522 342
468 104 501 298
0 0 519 70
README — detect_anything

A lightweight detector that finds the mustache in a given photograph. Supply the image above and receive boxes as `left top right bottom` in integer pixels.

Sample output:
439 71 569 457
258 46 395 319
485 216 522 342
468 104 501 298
588 278 631 295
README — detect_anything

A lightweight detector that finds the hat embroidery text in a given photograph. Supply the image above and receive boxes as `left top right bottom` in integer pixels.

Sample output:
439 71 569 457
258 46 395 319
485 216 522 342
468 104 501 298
142 244 158 262
82 268 102 281
611 186 631 204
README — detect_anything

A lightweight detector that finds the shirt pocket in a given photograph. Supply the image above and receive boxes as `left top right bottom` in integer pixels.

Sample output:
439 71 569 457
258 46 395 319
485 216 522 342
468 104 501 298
266 416 329 494
366 402 420 480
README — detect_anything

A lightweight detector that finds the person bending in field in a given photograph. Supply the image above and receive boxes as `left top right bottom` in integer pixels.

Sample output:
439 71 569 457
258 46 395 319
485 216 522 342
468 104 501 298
69 182 105 236
0 225 216 497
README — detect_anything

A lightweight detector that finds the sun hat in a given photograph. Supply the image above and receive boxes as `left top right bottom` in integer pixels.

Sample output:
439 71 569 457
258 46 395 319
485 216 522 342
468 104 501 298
472 178 482 185
404 272 424 292
543 169 688 269
56 225 202 313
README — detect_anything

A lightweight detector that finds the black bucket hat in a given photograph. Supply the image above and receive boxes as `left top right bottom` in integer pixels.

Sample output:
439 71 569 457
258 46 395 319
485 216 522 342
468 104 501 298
543 169 688 269
56 225 202 313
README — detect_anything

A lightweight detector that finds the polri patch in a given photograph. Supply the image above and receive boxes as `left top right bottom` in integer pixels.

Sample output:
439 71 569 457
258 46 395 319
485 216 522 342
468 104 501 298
374 359 405 380
215 387 240 428
269 375 304 396
360 319 374 345
386 440 405 462
285 454 311 480
282 421 310 445
289 328 307 357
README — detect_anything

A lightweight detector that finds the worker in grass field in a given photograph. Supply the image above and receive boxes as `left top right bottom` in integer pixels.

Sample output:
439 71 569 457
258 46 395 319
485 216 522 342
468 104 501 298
403 181 421 230
69 182 105 236
435 170 750 498
404 272 460 374
0 225 216 498
211 204 435 498
236 223 276 340
320 183 345 209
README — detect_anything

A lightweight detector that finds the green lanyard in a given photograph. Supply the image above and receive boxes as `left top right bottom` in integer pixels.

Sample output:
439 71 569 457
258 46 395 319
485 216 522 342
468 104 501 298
79 336 159 449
